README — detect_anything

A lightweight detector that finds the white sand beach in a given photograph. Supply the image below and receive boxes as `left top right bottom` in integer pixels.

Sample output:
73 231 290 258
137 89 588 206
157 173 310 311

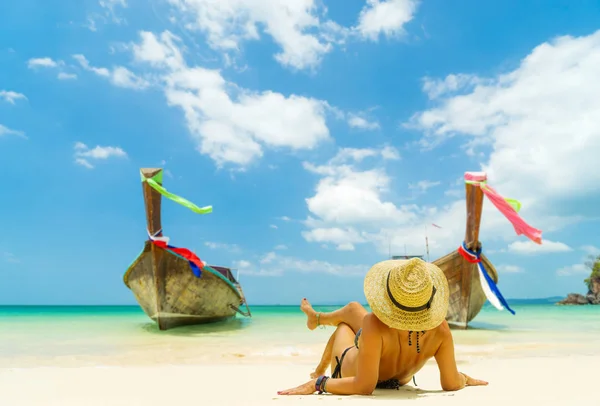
0 355 594 405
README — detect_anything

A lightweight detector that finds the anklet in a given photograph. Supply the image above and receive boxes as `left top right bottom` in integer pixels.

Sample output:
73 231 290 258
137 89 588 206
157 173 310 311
316 313 325 329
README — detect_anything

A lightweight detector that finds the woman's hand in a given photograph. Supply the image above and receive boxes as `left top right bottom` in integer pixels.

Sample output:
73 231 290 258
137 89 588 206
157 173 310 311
461 372 488 387
277 379 317 395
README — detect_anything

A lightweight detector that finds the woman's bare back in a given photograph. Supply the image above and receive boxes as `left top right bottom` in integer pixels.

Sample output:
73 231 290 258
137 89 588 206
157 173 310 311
371 314 448 384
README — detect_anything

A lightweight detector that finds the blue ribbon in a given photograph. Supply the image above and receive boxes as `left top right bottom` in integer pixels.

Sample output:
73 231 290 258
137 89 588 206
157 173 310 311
462 243 516 315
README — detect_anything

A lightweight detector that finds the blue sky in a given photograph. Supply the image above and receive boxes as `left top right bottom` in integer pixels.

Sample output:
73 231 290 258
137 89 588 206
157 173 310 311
1 0 600 307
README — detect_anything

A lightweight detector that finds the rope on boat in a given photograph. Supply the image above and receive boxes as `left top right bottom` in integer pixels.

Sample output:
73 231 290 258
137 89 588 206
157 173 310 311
229 303 252 317
457 242 515 315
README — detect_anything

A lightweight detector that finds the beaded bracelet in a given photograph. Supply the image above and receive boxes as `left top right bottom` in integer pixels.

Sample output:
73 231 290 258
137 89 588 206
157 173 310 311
315 375 330 394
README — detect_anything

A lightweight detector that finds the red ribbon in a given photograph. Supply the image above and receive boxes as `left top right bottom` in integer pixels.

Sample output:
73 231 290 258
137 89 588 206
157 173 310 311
150 240 205 275
457 244 481 264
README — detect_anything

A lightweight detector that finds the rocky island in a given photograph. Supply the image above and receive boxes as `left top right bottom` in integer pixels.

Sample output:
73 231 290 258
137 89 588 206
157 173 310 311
558 254 600 305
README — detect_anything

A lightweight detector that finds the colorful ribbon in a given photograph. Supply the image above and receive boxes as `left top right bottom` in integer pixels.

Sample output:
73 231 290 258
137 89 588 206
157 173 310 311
141 170 213 215
457 242 515 315
148 229 205 278
464 172 542 244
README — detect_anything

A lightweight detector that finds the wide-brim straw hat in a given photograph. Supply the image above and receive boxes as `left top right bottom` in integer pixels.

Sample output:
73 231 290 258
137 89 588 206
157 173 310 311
364 258 449 331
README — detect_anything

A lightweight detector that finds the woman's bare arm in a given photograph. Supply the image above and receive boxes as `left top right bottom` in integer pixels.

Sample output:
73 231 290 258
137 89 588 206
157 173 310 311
434 324 488 391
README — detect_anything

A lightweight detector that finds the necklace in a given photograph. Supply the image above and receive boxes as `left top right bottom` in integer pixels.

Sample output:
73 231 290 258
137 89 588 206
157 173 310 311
408 330 426 353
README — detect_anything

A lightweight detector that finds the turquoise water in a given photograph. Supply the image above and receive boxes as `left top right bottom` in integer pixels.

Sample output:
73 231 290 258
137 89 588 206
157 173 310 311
1 302 599 368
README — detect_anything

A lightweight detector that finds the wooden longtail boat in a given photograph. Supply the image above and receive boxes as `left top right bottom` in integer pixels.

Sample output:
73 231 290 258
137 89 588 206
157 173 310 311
432 172 499 329
123 168 251 330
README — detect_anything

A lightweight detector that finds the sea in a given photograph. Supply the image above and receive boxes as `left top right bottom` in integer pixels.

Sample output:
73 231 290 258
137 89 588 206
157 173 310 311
1 300 599 368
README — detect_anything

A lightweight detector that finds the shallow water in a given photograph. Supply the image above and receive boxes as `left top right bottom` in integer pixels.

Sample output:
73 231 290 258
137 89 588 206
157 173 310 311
1 302 599 368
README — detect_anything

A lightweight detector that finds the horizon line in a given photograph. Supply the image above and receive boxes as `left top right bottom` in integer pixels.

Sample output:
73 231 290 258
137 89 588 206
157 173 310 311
0 297 565 307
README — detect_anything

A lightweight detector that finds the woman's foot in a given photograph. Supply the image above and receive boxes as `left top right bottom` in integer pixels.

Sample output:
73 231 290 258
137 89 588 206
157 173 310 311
301 298 318 330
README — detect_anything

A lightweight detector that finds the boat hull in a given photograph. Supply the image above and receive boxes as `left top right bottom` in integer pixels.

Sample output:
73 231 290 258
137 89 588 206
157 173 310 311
124 241 242 330
433 251 498 329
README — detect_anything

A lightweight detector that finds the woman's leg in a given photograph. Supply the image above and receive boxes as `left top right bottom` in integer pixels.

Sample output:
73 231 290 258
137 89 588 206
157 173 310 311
301 298 368 333
310 330 335 378
328 323 359 378
310 322 358 379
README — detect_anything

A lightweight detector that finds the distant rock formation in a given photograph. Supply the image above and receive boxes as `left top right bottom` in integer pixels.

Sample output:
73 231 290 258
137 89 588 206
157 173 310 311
558 276 600 305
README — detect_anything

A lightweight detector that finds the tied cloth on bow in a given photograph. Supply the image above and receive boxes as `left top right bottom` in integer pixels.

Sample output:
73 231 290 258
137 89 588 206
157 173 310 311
140 169 212 278
464 172 542 244
455 172 543 315
458 242 515 314
148 229 205 278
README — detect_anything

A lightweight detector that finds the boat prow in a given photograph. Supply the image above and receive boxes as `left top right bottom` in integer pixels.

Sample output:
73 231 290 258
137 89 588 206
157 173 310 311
431 170 541 328
433 250 498 329
123 168 251 330
432 171 498 329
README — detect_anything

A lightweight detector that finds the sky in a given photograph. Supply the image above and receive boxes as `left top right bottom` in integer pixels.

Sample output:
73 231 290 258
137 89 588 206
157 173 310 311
1 0 600 307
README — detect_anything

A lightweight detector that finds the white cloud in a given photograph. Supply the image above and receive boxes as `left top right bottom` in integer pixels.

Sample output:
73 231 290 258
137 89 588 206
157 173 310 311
166 0 419 70
421 74 486 100
409 180 441 193
356 0 418 41
166 0 346 70
274 244 288 250
314 146 400 169
57 72 77 80
233 259 282 277
444 188 462 198
299 146 446 253
73 141 127 169
557 263 589 276
73 54 149 89
410 30 600 208
235 252 368 277
26 57 79 80
303 146 412 227
301 161 562 260
100 0 127 15
204 241 241 252
348 114 380 130
508 239 572 255
110 66 150 89
269 224 278 229
497 264 523 273
260 252 276 264
0 90 27 104
581 245 600 256
131 30 330 168
0 124 26 138
388 30 600 260
2 252 20 264
302 227 367 251
27 57 59 68
279 216 292 221
86 0 128 31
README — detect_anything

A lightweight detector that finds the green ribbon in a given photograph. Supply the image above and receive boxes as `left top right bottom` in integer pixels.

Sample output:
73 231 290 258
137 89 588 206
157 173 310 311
465 180 521 213
140 170 213 214
504 198 521 213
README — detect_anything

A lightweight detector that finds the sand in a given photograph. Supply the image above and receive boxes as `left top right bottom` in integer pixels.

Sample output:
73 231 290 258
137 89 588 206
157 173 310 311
0 355 593 405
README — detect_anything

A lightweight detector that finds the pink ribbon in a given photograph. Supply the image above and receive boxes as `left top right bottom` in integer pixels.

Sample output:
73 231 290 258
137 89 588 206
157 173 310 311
465 172 542 244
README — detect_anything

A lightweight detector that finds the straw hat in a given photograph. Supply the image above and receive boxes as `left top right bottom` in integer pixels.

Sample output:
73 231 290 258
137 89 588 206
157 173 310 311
364 258 449 331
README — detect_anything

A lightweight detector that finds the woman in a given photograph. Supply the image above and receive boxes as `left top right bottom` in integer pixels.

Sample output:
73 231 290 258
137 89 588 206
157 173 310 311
278 258 488 396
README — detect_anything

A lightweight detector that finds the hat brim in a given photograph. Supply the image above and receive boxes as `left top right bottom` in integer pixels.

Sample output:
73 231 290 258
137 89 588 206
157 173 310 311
363 259 449 331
